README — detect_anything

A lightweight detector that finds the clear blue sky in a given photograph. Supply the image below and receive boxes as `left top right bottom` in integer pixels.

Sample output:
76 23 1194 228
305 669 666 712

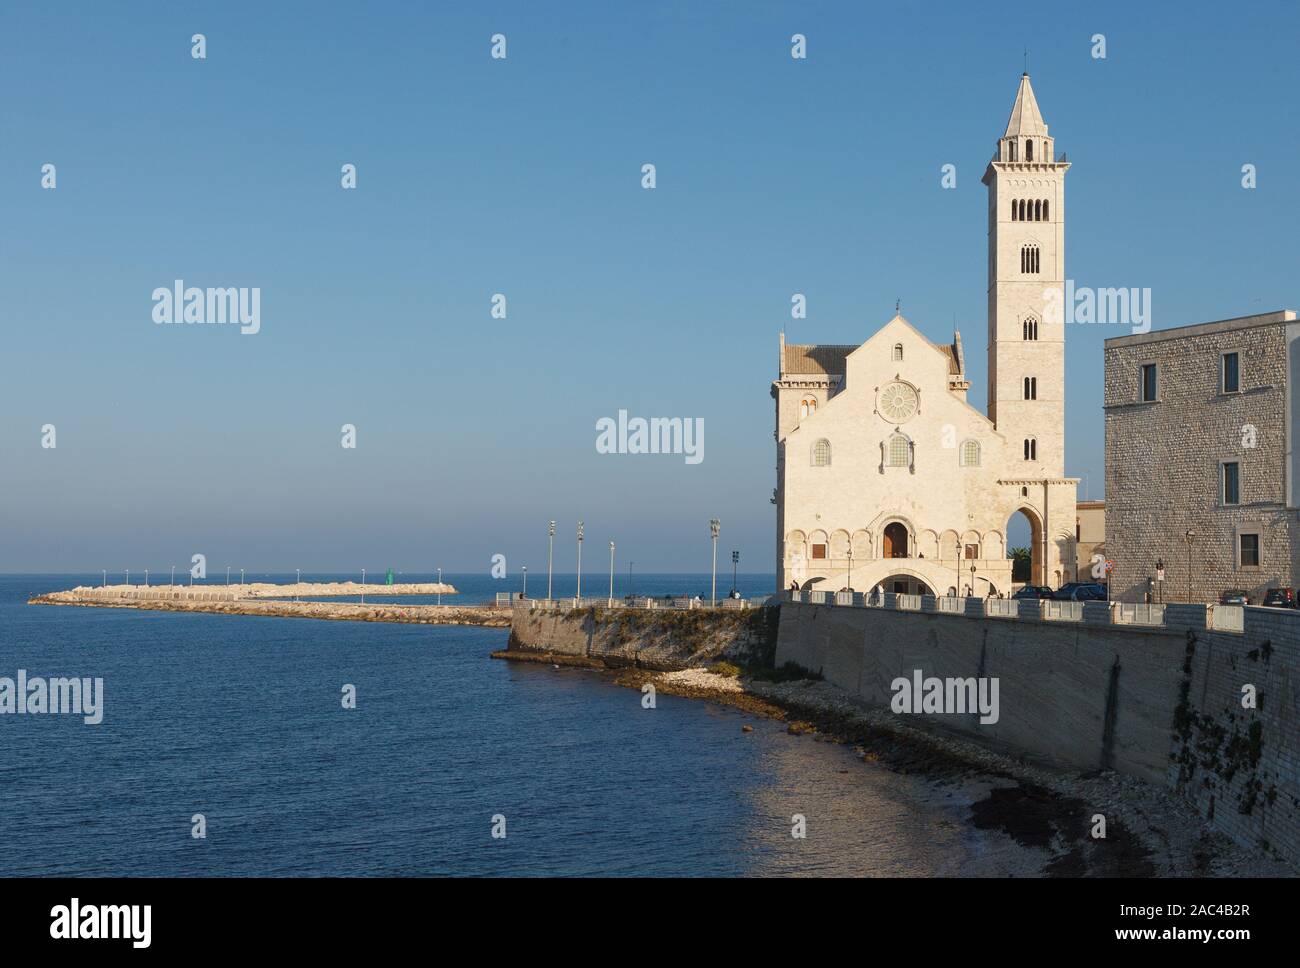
2 0 1297 573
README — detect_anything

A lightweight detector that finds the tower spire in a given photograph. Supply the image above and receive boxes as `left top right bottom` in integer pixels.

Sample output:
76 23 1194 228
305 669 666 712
1002 72 1049 138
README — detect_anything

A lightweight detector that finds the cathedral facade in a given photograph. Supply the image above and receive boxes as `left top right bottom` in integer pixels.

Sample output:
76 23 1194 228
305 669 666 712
773 74 1078 596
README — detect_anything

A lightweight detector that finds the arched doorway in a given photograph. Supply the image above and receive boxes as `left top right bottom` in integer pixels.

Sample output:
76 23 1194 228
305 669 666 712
883 522 909 558
880 573 931 596
1005 507 1044 586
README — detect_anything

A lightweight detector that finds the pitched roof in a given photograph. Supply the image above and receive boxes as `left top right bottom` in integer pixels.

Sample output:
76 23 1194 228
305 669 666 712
782 343 854 376
1002 73 1049 138
782 340 962 377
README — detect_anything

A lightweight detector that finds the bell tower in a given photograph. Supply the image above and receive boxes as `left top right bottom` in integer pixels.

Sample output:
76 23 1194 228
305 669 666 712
982 73 1069 476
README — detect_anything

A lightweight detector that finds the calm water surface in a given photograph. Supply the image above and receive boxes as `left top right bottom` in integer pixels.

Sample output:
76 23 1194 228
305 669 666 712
1 574 1043 876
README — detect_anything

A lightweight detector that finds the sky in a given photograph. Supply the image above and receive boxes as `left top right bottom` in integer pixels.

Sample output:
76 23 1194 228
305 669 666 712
1 0 1297 574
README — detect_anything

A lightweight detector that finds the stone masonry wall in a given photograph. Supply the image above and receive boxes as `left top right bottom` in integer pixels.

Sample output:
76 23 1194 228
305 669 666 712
1104 317 1292 604
775 598 1300 868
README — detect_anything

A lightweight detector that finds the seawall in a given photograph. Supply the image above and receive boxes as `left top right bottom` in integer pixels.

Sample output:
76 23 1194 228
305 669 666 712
775 596 1299 868
505 604 779 670
28 595 510 627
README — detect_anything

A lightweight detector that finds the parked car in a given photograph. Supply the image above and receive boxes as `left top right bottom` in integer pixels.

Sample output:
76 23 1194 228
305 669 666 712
1220 589 1251 606
1013 585 1054 600
1066 583 1109 602
1262 587 1295 609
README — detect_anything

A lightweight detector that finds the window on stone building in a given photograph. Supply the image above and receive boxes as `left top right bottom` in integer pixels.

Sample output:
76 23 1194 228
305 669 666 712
811 544 827 560
1140 363 1158 402
1023 438 1037 461
1011 199 1018 221
887 434 909 467
1008 140 1018 162
1239 533 1260 568
800 396 817 420
1223 461 1240 506
812 438 831 466
1023 317 1038 340
1025 139 1034 162
1222 352 1240 393
1020 245 1040 274
892 343 903 361
1024 376 1037 400
1034 199 1042 220
960 439 980 467
1043 199 1049 220
964 543 980 560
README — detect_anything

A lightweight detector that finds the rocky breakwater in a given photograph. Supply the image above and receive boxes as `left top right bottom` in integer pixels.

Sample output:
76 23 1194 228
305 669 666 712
29 583 509 627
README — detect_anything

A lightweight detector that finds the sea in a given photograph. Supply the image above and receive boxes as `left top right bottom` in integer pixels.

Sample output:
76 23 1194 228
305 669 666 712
0 573 1045 876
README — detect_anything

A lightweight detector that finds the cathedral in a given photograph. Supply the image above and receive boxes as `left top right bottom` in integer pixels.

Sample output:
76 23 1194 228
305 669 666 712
773 74 1078 597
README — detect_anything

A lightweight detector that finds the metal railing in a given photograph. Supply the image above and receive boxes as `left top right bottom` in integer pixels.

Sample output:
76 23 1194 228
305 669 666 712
985 598 1018 618
1210 604 1244 632
1041 600 1083 622
1113 603 1165 626
936 595 963 614
896 593 922 611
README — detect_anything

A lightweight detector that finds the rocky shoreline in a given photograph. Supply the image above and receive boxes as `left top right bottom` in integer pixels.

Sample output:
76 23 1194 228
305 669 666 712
492 647 1293 877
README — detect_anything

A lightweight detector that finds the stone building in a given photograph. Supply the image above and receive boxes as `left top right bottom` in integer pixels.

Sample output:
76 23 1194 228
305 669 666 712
1075 500 1106 583
1104 310 1300 603
773 74 1078 596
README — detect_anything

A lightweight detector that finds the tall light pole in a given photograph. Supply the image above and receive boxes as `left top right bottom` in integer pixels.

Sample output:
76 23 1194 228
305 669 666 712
970 562 977 598
576 521 584 602
608 541 615 606
547 520 555 601
710 518 720 606
240 568 244 585
522 565 527 599
629 561 634 599
361 568 366 604
125 568 130 587
170 565 175 586
437 567 442 605
226 566 230 585
102 570 107 587
296 568 300 602
732 550 739 597
144 569 149 587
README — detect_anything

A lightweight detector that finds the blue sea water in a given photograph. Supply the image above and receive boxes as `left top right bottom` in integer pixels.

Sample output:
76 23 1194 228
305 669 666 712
0 574 1040 876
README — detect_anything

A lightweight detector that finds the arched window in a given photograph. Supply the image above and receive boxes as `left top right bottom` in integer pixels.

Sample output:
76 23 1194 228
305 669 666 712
883 522 909 558
1043 199 1049 221
799 396 817 420
1010 199 1018 221
887 434 909 467
1025 139 1034 161
1023 316 1038 340
1018 199 1026 221
1034 199 1042 221
1021 245 1040 274
1023 376 1037 400
892 343 903 361
1023 438 1037 461
960 439 980 467
1009 140 1018 162
812 439 831 466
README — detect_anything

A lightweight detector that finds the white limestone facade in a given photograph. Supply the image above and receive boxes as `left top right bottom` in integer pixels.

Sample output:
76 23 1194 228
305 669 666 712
772 74 1078 596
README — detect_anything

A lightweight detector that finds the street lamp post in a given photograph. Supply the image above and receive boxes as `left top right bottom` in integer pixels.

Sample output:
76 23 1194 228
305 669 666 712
628 561 634 599
226 566 230 585
970 562 977 598
437 568 442 606
576 521 584 603
522 565 527 599
144 569 149 587
240 568 244 585
844 548 850 596
170 565 174 586
296 568 300 602
125 569 130 587
102 570 107 587
710 519 720 606
608 541 615 606
361 568 366 604
547 520 555 601
732 550 740 598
